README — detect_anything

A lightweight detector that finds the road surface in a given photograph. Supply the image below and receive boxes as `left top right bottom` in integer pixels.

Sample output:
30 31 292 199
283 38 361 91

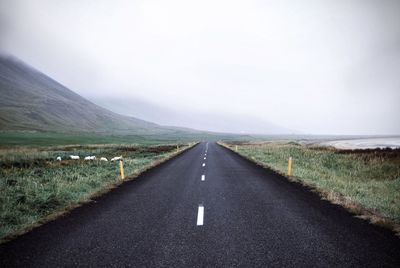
1 142 400 267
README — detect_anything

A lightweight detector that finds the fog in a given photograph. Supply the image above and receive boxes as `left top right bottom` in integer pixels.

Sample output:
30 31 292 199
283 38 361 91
1 0 399 134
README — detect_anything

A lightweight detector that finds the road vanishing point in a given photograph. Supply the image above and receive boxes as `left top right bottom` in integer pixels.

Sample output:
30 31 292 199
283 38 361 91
1 142 400 267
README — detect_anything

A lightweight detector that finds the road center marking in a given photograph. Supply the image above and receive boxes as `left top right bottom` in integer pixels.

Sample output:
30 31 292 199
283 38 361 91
204 157 206 160
202 163 205 167
201 175 205 181
197 205 204 226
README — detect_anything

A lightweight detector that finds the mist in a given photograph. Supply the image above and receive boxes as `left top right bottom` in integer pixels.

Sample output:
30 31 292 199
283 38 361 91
1 0 399 135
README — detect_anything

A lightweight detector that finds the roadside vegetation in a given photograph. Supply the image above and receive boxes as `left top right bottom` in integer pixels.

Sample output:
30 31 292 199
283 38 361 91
222 141 400 226
0 142 192 242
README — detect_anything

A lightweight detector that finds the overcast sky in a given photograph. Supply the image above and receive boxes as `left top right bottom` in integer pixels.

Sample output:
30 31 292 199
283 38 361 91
0 0 399 135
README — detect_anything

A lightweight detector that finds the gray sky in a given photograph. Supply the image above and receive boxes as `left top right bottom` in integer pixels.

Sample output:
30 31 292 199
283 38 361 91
1 0 399 135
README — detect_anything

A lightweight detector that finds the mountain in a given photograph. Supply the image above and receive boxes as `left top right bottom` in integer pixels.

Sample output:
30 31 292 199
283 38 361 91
0 55 202 136
93 97 293 135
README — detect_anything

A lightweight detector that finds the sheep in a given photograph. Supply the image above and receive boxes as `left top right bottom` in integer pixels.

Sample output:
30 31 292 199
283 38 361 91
110 156 123 162
69 155 80 160
84 156 96 161
56 156 62 161
100 157 108 162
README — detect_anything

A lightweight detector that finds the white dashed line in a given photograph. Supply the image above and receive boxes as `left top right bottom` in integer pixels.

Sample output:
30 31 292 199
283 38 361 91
197 205 204 226
202 163 205 167
201 175 205 181
204 157 206 160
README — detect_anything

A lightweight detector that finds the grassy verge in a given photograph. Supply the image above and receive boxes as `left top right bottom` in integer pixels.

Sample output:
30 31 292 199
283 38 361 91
220 141 400 233
0 142 195 242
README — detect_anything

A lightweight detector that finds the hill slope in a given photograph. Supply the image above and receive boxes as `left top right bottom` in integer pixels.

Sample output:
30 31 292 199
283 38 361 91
0 55 197 136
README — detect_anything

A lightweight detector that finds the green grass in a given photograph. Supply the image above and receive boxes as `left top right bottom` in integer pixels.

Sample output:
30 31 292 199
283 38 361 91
0 131 245 147
225 141 400 222
0 131 186 147
0 143 190 241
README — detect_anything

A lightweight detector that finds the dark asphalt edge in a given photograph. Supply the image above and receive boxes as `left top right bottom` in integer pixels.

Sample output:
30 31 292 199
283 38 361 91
217 141 400 238
0 142 200 244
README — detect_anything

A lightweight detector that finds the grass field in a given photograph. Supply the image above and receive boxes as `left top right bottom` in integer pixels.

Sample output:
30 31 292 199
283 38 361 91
0 131 250 148
0 131 197 147
222 141 400 225
0 142 193 242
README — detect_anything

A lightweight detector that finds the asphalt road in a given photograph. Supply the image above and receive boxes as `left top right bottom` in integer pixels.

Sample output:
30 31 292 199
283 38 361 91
1 142 400 267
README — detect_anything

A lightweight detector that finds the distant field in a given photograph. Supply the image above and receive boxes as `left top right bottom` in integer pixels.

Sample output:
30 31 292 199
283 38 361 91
0 131 244 147
222 141 400 225
0 142 192 242
0 131 192 147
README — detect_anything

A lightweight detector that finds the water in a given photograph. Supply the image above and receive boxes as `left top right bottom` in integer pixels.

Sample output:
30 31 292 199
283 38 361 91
320 137 400 149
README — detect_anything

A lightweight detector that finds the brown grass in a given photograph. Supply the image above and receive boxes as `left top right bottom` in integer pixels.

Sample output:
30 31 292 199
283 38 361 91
219 141 400 236
1 143 198 243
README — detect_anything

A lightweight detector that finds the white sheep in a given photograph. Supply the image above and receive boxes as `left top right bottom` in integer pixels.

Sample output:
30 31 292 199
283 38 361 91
56 156 62 161
100 157 108 162
84 156 96 161
110 156 123 162
69 155 80 160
